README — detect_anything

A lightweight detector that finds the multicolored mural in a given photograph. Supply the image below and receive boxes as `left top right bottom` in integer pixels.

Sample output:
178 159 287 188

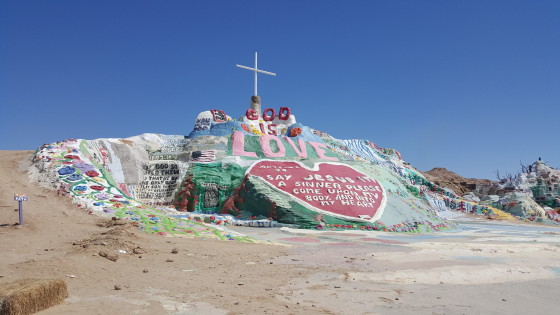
35 103 550 240
32 138 249 240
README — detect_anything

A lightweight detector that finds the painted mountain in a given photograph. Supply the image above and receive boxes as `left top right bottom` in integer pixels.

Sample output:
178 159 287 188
30 103 529 238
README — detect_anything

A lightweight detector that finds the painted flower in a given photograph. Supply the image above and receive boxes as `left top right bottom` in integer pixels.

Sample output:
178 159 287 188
58 166 76 176
250 125 263 135
64 155 80 160
85 170 100 177
90 185 105 191
289 127 302 137
74 185 87 192
91 177 107 185
73 162 96 172
66 174 83 181
95 193 109 200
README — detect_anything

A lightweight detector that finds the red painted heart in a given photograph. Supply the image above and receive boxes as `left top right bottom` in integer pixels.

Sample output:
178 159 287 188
247 160 386 222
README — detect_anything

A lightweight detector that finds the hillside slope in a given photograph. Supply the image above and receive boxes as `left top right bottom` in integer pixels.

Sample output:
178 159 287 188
422 167 494 196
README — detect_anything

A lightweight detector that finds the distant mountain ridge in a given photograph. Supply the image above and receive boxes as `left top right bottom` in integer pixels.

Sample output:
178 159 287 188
422 167 494 196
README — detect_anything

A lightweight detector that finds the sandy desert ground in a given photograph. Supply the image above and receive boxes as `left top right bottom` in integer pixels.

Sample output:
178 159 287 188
1 150 559 315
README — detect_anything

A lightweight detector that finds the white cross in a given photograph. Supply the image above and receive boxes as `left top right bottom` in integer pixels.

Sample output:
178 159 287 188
236 52 276 96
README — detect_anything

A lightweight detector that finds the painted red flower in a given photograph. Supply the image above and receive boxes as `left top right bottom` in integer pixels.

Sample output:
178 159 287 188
85 170 100 177
90 185 105 191
289 127 302 137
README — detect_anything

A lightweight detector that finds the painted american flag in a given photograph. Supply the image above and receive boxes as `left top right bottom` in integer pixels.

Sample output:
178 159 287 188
191 150 216 163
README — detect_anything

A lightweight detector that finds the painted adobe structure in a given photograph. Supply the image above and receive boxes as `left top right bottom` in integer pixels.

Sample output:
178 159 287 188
489 159 560 222
32 97 542 238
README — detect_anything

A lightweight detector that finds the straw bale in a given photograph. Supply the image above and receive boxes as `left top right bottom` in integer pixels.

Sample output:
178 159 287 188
0 279 68 315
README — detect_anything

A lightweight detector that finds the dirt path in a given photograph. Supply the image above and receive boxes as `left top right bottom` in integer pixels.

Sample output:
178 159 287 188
0 151 330 314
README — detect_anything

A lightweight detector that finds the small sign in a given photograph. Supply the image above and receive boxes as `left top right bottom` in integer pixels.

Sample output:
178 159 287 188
14 194 28 225
14 194 28 202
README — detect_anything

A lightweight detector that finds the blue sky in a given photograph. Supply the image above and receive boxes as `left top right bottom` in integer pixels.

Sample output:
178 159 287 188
1 0 559 180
